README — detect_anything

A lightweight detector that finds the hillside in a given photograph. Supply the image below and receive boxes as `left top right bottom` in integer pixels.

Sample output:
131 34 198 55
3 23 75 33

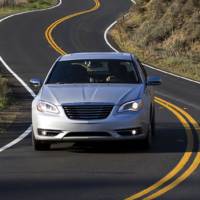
110 0 200 81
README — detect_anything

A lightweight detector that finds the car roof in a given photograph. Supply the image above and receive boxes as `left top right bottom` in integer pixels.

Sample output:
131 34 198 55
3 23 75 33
59 52 134 61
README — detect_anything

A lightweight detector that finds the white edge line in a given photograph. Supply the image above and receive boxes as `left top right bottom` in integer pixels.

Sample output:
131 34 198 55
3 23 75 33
0 126 32 153
130 0 136 4
0 57 36 97
104 0 200 85
143 63 200 85
104 20 119 52
0 0 63 152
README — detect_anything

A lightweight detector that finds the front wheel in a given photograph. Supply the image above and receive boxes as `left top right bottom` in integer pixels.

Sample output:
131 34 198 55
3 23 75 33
151 105 156 135
141 124 152 149
32 133 51 151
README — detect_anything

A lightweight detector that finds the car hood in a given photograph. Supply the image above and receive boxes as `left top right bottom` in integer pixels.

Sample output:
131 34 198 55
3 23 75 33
40 84 144 105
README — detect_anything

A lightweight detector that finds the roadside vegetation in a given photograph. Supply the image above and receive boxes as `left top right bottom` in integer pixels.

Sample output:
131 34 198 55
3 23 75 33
110 0 200 81
0 0 57 16
0 75 9 110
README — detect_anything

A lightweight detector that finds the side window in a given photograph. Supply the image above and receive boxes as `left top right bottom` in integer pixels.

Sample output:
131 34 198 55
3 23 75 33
137 58 147 81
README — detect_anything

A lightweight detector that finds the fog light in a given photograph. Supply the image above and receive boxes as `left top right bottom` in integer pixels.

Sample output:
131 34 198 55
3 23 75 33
117 128 142 136
132 130 137 135
41 130 47 136
38 129 62 136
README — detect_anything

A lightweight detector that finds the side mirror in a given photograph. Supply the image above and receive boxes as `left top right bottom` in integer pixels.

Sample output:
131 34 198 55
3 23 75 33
29 78 43 89
146 76 161 86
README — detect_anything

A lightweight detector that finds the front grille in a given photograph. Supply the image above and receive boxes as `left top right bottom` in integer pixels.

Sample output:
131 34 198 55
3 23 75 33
65 132 111 137
63 104 113 120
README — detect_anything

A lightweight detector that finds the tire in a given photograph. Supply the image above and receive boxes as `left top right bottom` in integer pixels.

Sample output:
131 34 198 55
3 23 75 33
32 132 51 151
141 123 152 149
151 105 156 135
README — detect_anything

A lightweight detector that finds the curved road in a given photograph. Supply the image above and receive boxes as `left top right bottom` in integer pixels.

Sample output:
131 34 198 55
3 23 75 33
0 0 199 199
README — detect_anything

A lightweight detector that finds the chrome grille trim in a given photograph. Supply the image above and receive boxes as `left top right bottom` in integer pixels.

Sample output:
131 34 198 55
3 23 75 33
62 104 113 120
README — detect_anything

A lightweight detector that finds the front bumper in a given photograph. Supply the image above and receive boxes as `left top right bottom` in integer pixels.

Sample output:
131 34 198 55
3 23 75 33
32 106 149 142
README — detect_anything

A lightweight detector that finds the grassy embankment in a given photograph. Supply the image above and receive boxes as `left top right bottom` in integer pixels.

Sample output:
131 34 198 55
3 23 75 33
110 0 200 81
0 0 57 110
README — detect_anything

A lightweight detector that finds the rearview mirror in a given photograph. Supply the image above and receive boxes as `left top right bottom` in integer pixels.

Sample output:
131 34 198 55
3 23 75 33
146 76 161 86
30 78 43 89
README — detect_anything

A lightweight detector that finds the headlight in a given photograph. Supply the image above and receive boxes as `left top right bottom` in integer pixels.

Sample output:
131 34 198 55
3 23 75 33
118 99 143 112
37 101 60 114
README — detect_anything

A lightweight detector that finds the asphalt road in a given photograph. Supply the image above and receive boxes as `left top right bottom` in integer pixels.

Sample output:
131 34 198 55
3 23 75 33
0 0 199 199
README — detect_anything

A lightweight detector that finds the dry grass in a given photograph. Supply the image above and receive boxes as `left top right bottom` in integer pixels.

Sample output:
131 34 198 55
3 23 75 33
110 0 200 81
0 76 9 110
0 0 28 7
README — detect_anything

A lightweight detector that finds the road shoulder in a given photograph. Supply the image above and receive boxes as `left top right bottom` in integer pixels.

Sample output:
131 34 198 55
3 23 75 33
0 63 31 148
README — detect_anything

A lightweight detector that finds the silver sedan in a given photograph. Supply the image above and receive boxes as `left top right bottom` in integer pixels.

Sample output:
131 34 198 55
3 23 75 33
30 52 161 150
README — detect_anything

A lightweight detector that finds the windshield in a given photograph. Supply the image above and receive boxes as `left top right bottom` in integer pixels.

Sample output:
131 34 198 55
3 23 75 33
46 59 140 84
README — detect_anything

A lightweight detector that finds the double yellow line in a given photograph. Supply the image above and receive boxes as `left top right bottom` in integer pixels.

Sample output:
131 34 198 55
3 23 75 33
45 0 100 55
44 0 200 199
126 97 200 200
